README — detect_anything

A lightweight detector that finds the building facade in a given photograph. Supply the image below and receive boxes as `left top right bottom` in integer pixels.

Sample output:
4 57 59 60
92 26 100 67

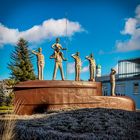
96 58 140 109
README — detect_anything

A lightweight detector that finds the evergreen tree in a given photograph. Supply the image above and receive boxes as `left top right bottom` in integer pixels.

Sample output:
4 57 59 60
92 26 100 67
8 38 36 82
0 81 6 106
4 79 16 106
5 92 14 106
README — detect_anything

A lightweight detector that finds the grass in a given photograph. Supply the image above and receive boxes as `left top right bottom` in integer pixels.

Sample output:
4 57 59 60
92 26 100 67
0 99 24 140
0 106 13 110
0 106 13 114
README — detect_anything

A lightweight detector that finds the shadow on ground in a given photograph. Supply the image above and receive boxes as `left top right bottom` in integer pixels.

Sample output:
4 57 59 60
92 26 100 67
1 108 140 140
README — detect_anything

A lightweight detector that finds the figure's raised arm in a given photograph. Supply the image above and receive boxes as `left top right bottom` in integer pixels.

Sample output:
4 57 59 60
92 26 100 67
71 53 75 58
72 52 79 59
62 45 67 50
113 69 116 74
58 44 67 50
85 55 90 59
32 50 38 55
51 43 56 49
111 68 116 74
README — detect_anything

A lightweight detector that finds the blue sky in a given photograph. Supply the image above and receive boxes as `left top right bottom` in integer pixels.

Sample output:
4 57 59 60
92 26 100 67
0 0 140 80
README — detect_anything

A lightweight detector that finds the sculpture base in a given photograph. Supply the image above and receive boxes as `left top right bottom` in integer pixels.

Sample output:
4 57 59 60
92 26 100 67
14 80 135 115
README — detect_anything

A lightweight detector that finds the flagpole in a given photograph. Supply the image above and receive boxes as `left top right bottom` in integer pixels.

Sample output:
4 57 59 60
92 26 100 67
65 12 68 80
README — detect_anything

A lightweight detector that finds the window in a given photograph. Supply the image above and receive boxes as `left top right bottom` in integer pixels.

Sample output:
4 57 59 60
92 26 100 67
102 84 108 96
133 83 139 94
116 83 125 95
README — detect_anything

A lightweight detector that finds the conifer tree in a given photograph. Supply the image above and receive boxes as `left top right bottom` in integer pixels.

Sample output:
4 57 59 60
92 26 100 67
8 38 36 82
0 81 5 106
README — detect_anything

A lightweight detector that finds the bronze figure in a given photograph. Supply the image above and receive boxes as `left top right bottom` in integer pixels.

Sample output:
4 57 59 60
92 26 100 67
50 37 67 61
50 38 67 80
32 48 44 80
86 53 96 81
71 52 81 81
110 68 116 96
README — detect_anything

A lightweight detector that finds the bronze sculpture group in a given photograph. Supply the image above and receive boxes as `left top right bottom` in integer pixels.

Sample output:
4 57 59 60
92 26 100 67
32 37 116 96
32 37 96 82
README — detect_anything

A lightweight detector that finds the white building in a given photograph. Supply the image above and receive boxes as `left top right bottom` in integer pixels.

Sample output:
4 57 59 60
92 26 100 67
96 57 140 109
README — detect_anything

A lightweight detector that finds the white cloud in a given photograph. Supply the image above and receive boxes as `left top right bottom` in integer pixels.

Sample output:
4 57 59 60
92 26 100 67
98 49 105 55
67 62 75 74
81 65 89 73
135 4 140 18
0 18 84 46
0 23 19 46
121 18 137 35
67 61 89 74
116 5 140 52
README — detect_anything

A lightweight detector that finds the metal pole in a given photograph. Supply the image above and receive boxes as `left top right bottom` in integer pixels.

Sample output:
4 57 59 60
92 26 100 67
65 13 68 80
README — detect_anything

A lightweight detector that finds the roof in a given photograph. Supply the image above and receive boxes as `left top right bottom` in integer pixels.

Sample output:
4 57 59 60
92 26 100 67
96 74 140 83
118 57 140 63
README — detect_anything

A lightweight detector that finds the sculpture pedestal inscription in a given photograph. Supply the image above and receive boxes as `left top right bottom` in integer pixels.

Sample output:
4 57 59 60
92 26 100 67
14 80 135 115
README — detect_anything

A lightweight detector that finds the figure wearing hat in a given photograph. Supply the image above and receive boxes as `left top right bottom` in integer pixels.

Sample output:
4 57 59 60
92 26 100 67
51 37 67 61
71 52 81 81
110 68 116 96
32 48 44 80
86 53 96 81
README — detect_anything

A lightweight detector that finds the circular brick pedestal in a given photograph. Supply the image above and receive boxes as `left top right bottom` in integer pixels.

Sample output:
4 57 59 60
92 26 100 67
14 80 135 115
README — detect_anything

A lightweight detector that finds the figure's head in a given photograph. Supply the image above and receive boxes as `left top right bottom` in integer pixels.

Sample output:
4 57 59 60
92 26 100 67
56 37 60 43
38 47 42 53
111 68 115 72
90 53 93 58
76 52 80 56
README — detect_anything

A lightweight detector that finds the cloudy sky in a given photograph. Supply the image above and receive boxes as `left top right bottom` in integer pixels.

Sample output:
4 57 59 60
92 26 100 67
0 0 140 80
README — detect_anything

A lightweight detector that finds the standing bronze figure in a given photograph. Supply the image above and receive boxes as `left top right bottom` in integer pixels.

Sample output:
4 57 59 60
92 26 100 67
71 52 81 81
50 38 67 80
32 48 44 80
86 53 96 81
110 68 116 96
